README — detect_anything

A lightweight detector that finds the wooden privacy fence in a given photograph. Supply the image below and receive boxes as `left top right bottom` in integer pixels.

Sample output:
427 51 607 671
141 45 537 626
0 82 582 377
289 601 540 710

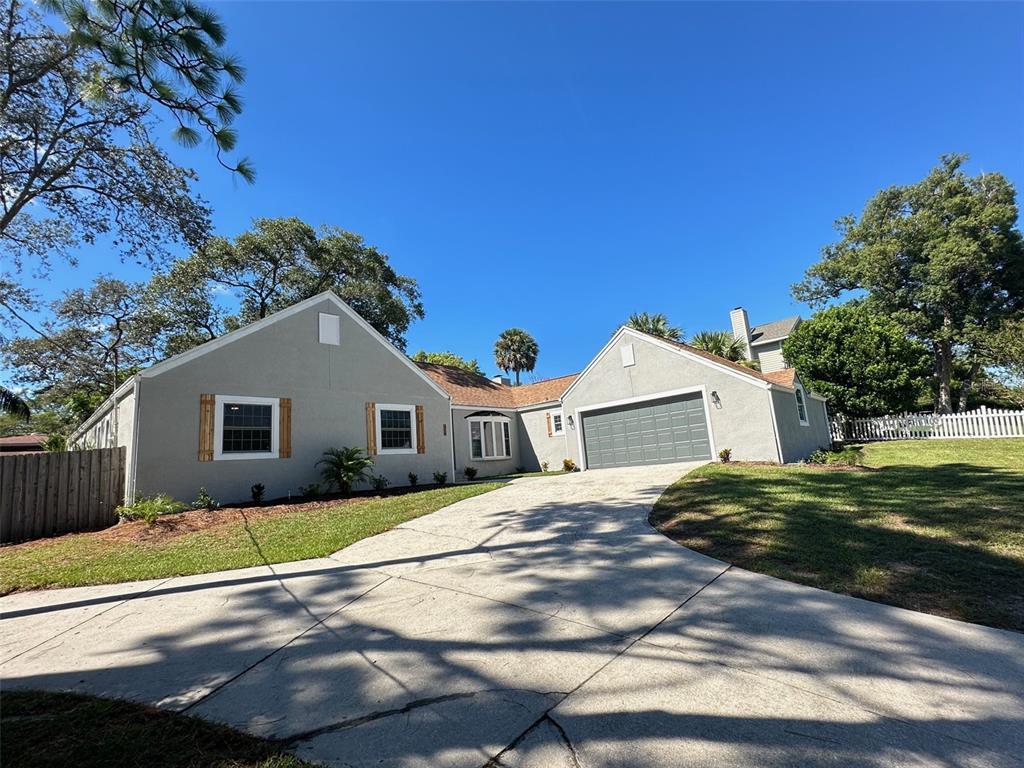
0 447 125 544
831 406 1024 443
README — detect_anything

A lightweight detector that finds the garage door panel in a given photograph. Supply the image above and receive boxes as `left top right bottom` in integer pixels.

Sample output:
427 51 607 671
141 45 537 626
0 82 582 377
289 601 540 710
582 393 712 469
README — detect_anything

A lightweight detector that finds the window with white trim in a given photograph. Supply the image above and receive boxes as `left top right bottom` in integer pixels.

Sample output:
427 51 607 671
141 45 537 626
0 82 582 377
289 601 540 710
469 416 511 460
551 411 564 435
214 395 279 460
376 404 417 454
795 386 809 426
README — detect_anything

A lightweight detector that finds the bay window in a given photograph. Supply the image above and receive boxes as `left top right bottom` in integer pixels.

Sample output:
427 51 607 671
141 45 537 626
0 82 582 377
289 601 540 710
469 415 512 460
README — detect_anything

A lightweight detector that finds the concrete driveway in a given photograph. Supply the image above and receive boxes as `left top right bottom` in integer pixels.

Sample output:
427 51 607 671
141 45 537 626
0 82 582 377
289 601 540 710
2 463 1022 767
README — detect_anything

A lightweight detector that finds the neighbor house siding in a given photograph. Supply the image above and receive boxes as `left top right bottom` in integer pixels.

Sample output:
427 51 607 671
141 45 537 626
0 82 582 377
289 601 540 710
132 297 450 503
752 340 787 373
71 382 138 500
562 332 780 466
517 404 569 471
452 406 520 479
770 387 830 462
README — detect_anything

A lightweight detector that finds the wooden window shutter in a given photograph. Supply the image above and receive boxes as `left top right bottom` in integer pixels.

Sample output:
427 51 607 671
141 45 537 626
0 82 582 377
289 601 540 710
198 394 215 461
546 412 552 437
365 402 377 455
279 398 292 458
415 405 426 454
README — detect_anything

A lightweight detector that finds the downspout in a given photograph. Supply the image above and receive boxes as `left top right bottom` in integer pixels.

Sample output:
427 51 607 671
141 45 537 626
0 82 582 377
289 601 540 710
448 397 456 483
766 386 784 464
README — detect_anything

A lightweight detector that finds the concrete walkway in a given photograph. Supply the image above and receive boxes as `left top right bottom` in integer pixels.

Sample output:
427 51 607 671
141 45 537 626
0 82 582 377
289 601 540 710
2 464 1022 767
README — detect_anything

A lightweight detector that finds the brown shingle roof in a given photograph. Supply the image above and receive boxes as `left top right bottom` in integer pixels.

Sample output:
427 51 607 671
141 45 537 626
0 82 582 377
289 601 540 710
626 329 782 385
415 363 577 408
762 368 798 388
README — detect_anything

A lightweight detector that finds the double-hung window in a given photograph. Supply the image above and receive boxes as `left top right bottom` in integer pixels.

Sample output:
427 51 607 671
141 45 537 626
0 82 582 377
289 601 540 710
794 387 809 426
551 411 564 435
376 404 417 454
214 395 279 460
469 416 511 460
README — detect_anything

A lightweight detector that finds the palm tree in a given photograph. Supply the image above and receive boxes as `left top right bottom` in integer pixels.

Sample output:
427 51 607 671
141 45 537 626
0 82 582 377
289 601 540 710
1 386 30 421
494 328 539 385
626 312 682 341
317 447 374 495
689 330 760 370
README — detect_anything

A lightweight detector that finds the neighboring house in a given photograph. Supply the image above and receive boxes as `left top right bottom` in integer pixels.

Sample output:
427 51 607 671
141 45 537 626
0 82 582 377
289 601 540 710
730 307 801 373
0 434 47 454
72 291 831 504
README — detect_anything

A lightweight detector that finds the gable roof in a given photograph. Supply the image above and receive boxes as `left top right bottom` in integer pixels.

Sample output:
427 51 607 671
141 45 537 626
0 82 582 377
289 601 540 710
102 291 452 399
415 363 577 408
629 329 785 386
750 315 800 345
762 368 798 388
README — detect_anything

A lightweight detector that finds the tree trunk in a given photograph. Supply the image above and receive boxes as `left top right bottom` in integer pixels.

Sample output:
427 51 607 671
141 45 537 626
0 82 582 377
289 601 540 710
957 360 982 413
514 370 521 386
934 341 954 414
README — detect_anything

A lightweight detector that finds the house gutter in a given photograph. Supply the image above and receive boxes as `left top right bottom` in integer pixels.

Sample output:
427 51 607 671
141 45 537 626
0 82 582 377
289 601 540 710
766 388 784 463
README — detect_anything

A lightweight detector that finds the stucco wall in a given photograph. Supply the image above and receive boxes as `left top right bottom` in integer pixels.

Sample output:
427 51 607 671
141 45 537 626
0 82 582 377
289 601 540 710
133 297 451 504
517 404 570 471
771 387 831 462
452 406 520 479
561 332 782 466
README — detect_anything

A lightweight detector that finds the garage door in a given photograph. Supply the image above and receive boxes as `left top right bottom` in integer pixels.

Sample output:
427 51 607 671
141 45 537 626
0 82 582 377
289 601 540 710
582 393 712 469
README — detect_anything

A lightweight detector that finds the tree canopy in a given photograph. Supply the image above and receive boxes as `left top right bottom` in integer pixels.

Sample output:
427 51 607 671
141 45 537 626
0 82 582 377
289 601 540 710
783 302 931 417
411 351 483 376
494 328 538 385
793 155 1024 413
625 312 682 341
689 330 759 369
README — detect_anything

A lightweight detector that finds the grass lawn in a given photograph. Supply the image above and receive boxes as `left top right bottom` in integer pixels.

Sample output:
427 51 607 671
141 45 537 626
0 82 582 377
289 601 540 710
1 690 313 768
0 484 501 593
651 439 1023 632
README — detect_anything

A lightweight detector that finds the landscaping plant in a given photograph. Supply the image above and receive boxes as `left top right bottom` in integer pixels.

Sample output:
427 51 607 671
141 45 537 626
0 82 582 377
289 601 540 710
371 475 390 492
432 471 448 485
298 483 322 498
192 487 219 511
251 483 266 504
718 448 732 463
562 458 577 472
407 472 418 487
463 466 478 480
317 447 374 496
116 494 187 525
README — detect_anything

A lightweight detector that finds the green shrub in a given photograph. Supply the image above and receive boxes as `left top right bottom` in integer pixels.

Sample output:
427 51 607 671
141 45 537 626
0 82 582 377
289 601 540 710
562 458 578 472
371 475 390 492
407 472 418 487
807 447 862 466
317 447 374 496
541 461 549 472
299 482 322 498
117 494 187 525
432 471 448 485
718 448 732 463
192 487 219 511
251 483 266 504
463 466 478 480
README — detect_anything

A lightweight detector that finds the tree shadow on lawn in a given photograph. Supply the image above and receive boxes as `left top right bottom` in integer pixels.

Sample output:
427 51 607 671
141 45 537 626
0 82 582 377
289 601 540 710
652 462 1024 631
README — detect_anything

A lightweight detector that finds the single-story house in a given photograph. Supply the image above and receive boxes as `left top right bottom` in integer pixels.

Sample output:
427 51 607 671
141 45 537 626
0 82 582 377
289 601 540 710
0 434 47 454
72 291 830 504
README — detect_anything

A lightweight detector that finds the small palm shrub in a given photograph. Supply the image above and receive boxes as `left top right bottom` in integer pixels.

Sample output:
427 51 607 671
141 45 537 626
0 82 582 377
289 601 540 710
463 466 478 480
718 448 732 463
117 494 187 525
192 487 219 511
432 470 447 485
562 458 577 472
408 472 418 487
371 475 390 492
317 447 374 495
251 483 266 504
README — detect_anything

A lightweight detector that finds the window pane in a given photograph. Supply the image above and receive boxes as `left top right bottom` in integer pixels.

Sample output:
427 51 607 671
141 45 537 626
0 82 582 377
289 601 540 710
503 422 511 456
795 391 807 421
552 414 562 433
381 409 413 449
483 421 494 457
470 421 482 459
222 403 272 453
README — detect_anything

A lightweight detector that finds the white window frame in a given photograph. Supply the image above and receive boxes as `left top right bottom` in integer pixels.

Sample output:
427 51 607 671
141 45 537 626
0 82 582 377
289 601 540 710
214 395 280 461
794 386 809 426
551 410 565 436
468 415 512 461
376 403 418 455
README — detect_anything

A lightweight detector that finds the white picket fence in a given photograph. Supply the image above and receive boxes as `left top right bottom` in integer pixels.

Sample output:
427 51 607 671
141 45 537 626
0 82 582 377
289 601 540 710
831 406 1024 443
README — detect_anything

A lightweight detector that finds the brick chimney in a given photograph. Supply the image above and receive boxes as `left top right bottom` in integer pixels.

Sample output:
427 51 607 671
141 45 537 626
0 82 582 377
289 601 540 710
730 307 752 358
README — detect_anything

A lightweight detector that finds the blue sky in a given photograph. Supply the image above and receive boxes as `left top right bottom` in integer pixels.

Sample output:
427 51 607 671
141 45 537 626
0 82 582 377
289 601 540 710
22 1 1024 382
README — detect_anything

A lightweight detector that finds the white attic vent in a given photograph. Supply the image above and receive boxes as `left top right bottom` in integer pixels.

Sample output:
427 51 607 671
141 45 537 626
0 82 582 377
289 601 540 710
620 343 635 367
319 313 340 345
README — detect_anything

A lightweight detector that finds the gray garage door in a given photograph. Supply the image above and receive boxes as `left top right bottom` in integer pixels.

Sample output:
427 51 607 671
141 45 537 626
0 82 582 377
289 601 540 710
582 393 712 469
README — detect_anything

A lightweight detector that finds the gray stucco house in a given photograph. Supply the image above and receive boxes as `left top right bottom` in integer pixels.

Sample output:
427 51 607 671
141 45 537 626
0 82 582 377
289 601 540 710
73 291 830 503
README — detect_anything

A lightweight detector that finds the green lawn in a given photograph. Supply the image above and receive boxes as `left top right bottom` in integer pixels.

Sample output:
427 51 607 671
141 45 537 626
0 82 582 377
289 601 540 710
651 439 1023 632
0 484 501 593
1 690 313 768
